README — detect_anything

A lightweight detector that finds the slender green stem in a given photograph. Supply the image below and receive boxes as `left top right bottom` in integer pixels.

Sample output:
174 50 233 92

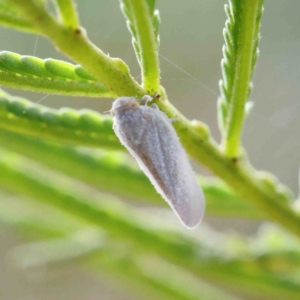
127 0 160 93
7 0 146 98
54 0 79 29
223 0 261 157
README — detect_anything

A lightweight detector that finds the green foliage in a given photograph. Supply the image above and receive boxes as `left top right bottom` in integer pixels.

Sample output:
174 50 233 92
0 0 298 299
0 89 119 147
121 0 160 63
120 0 160 92
54 0 79 29
218 0 264 156
0 0 39 33
0 51 113 96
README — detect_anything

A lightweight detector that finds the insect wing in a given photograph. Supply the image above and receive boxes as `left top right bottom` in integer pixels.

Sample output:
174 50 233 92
112 97 205 228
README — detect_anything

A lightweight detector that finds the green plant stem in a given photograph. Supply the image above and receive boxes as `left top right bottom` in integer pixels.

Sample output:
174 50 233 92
126 0 160 93
223 0 260 157
54 0 79 29
156 99 300 239
7 0 146 98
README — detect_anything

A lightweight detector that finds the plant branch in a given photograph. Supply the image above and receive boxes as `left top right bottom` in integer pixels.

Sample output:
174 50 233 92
7 0 146 98
121 0 160 93
219 0 264 157
54 0 79 29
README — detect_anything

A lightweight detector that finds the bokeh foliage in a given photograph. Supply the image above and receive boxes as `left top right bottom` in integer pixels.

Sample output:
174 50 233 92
0 0 299 299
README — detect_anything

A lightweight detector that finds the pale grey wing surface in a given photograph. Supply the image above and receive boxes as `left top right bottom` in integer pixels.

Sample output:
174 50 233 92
116 105 205 228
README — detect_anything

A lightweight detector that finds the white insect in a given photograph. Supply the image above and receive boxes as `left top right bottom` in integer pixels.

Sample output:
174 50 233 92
111 95 205 228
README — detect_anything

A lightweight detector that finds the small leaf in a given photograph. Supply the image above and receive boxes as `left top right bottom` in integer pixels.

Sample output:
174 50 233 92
0 51 114 97
218 0 264 156
120 0 160 63
0 89 120 148
44 58 81 80
0 1 39 34
145 0 156 14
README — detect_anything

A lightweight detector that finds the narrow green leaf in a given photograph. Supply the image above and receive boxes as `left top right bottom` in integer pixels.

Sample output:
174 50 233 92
0 0 40 33
0 89 121 148
120 0 160 93
0 51 114 97
54 0 79 29
145 0 156 14
0 70 111 96
218 0 264 157
44 58 82 80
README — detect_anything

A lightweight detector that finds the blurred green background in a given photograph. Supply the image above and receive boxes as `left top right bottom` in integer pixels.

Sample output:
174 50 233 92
0 0 300 299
